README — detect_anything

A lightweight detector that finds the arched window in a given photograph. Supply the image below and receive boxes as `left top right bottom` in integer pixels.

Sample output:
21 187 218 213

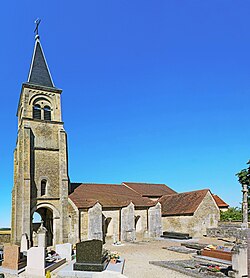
33 104 41 119
41 180 47 196
44 106 51 121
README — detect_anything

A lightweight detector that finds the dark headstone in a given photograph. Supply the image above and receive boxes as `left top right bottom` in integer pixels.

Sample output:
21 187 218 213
73 239 108 272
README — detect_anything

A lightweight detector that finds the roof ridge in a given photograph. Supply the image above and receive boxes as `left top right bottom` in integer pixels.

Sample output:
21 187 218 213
159 188 210 199
123 182 167 185
72 182 123 186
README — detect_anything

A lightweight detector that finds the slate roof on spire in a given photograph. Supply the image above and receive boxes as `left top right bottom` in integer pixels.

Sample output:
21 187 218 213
27 36 54 88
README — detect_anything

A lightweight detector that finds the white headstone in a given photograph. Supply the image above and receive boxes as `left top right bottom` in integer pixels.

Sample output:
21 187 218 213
37 222 47 248
55 243 72 261
26 247 45 277
20 233 29 253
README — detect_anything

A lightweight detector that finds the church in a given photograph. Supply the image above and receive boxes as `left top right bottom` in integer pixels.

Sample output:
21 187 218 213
11 30 223 247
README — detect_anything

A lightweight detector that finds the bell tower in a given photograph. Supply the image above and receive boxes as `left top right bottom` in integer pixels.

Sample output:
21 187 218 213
11 28 69 246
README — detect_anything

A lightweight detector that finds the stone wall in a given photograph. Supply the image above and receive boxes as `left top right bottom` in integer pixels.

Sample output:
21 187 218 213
207 223 248 239
162 214 194 235
0 233 11 244
162 191 220 237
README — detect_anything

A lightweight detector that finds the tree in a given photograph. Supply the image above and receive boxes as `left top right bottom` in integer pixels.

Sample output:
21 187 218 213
236 160 250 210
220 207 242 221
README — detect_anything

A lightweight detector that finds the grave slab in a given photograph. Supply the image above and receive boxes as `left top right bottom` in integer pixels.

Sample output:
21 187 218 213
150 259 230 278
57 258 127 278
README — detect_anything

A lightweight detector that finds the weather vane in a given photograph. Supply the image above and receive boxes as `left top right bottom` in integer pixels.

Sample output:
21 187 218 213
34 18 41 36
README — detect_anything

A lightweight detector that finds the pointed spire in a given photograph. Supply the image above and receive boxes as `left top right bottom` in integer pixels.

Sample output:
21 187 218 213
27 20 55 88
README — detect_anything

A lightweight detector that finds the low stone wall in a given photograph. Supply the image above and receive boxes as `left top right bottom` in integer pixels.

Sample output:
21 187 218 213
0 233 11 244
207 222 247 240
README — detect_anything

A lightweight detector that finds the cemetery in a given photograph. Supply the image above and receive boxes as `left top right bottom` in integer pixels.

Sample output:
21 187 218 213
2 182 247 277
0 18 249 278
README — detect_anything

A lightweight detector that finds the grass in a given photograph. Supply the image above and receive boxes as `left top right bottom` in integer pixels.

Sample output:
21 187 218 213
0 230 11 235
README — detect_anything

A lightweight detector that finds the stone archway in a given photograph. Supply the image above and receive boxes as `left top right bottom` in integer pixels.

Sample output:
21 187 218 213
102 215 112 243
32 207 53 247
135 215 141 232
31 203 60 246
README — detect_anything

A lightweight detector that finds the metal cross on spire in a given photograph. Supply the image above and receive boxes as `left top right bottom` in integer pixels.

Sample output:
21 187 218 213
34 18 41 36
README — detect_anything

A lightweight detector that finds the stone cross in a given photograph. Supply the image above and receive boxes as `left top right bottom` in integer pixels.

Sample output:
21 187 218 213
37 222 47 248
242 184 248 229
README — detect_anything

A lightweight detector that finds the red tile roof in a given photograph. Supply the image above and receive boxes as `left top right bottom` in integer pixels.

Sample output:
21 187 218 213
122 182 177 197
69 183 156 209
159 189 210 216
212 194 229 208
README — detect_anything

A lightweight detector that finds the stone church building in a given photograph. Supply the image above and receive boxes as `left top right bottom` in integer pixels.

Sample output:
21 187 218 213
11 34 162 247
11 32 223 247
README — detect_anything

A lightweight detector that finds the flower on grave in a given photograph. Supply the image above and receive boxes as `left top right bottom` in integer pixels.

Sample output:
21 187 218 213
208 265 220 272
108 251 120 260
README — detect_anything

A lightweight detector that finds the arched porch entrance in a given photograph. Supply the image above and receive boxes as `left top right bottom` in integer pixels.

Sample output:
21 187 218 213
31 203 60 247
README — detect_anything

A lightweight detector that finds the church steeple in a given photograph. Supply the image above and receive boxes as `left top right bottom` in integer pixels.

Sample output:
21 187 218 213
27 33 55 88
12 21 69 246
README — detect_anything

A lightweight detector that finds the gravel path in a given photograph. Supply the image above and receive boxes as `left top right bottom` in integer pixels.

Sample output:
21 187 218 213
105 239 194 278
104 237 229 278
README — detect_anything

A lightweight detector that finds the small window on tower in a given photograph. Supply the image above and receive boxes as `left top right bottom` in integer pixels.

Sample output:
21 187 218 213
33 104 41 119
44 106 51 121
41 180 47 196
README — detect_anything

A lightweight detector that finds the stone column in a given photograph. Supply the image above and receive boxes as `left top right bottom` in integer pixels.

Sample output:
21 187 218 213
247 229 250 278
242 184 248 229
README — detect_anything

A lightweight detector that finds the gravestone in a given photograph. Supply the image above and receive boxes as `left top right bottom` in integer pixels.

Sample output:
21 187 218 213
20 233 29 253
26 247 45 277
2 244 26 270
230 243 247 278
55 243 72 261
73 239 108 272
2 245 19 270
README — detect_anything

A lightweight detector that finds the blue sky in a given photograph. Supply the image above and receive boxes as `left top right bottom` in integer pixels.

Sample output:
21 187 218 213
0 1 249 227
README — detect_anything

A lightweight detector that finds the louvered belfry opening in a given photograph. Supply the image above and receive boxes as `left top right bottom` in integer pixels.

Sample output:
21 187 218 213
44 106 51 121
33 104 42 119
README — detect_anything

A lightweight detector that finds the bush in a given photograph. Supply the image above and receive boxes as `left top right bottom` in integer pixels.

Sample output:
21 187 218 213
220 207 242 221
